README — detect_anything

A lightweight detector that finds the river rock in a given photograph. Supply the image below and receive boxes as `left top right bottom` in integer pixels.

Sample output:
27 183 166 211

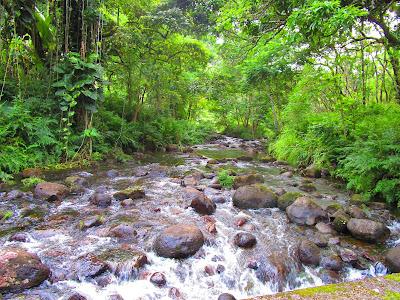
65 175 87 192
108 224 136 239
190 192 216 215
0 247 50 293
218 294 237 300
233 184 278 209
277 192 302 210
339 248 358 263
68 294 87 300
347 205 367 219
320 254 343 271
347 218 390 243
233 174 264 189
298 183 317 192
315 222 337 235
286 197 327 225
303 165 321 178
90 192 112 208
80 215 104 230
298 240 320 266
234 232 257 248
21 168 42 178
97 248 148 275
9 232 30 243
150 272 167 287
34 182 69 201
113 187 145 201
257 252 300 292
385 246 400 272
332 211 350 233
320 269 341 284
154 224 204 258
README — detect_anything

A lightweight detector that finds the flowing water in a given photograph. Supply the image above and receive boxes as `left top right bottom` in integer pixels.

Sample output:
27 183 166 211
0 136 399 300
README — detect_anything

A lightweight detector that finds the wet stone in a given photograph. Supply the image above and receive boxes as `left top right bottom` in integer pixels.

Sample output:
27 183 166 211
90 192 112 208
218 293 237 300
68 294 87 300
298 240 320 266
154 224 204 259
9 232 30 242
0 247 50 293
234 232 257 248
320 254 343 271
150 272 167 287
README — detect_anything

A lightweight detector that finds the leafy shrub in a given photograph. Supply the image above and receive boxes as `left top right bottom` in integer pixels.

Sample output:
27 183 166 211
21 177 45 188
217 170 234 188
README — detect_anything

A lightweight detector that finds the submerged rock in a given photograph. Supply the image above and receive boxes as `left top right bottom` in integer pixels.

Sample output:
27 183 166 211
234 232 257 248
154 224 204 259
286 197 327 226
233 174 264 189
0 247 50 293
34 182 69 201
233 184 278 209
347 218 390 243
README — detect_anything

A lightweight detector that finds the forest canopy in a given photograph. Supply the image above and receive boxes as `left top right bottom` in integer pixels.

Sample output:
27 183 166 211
1 0 399 206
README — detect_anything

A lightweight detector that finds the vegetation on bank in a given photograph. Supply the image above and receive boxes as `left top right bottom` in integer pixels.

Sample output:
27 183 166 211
0 1 399 206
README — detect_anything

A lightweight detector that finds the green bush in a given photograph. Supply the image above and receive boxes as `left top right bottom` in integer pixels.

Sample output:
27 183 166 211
217 170 234 188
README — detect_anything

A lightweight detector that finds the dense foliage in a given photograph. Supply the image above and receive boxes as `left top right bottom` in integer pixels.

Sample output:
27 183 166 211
0 0 399 206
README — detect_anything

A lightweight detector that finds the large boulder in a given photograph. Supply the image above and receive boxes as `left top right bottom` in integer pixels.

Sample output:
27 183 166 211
286 197 327 225
233 174 264 189
0 248 50 293
34 182 69 201
385 247 400 273
277 192 303 210
233 184 278 209
347 218 390 243
297 240 320 266
154 225 204 259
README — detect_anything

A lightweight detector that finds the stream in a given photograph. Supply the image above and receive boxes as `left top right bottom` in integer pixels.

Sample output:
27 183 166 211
0 135 399 300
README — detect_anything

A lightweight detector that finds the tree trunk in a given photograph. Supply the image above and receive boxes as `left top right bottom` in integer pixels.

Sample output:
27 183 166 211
388 47 400 103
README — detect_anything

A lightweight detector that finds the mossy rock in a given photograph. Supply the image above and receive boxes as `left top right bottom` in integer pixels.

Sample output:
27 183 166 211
113 187 145 201
248 273 400 299
21 207 48 220
333 212 350 233
260 155 275 163
350 194 367 205
277 192 303 210
299 183 317 193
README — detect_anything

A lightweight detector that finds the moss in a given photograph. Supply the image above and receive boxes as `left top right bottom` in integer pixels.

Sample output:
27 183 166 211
294 284 345 297
384 291 400 300
21 177 45 189
278 192 303 210
386 273 400 283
